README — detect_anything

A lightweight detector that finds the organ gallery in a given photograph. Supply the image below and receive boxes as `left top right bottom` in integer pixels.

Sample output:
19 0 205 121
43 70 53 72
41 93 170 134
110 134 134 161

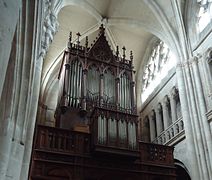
29 26 176 180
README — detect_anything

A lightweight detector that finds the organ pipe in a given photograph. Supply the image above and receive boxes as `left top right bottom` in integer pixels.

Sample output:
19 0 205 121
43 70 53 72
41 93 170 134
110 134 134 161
118 120 127 142
119 73 131 110
68 60 82 108
87 66 99 103
103 71 115 104
98 115 107 144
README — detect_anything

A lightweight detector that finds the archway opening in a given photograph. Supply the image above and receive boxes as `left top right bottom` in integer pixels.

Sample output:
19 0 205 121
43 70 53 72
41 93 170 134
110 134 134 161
175 164 191 180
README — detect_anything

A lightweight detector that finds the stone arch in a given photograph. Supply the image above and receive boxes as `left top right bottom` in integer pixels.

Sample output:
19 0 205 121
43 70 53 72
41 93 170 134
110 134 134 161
174 159 191 180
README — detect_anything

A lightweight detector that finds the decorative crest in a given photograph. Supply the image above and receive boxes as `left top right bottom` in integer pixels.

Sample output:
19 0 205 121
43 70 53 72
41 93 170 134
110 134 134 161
88 25 114 63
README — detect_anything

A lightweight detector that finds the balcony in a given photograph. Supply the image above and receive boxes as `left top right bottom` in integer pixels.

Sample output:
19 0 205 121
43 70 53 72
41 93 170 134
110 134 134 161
34 125 91 155
153 117 185 145
31 125 176 180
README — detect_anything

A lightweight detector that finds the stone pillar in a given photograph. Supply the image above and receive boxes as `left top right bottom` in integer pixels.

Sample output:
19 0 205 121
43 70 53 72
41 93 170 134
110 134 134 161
156 103 163 135
162 95 170 130
170 87 178 123
191 57 212 177
0 0 21 99
176 62 204 180
149 110 156 142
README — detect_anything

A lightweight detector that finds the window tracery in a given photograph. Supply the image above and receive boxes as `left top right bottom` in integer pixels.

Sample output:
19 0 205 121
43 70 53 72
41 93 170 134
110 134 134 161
141 41 176 102
197 0 212 32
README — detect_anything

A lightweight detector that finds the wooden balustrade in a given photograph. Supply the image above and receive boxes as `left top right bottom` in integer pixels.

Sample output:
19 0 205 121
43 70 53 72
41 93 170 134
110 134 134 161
35 125 91 154
139 141 174 165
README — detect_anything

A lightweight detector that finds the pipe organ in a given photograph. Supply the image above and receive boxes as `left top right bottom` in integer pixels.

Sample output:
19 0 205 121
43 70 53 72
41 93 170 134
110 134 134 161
56 25 138 150
30 25 176 180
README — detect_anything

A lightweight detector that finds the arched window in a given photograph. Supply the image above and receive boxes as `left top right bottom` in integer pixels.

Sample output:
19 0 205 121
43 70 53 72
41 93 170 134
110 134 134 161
141 40 176 102
197 0 212 32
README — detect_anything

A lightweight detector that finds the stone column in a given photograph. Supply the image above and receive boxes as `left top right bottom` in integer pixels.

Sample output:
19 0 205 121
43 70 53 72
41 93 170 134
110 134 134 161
149 110 156 142
162 95 170 130
191 57 212 177
0 0 21 99
176 62 204 180
170 87 178 123
156 103 163 135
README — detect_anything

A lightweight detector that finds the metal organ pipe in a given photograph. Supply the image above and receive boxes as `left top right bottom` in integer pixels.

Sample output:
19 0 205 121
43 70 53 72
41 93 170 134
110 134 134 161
103 71 115 104
64 63 70 106
82 69 87 110
128 122 136 149
87 66 99 103
98 115 106 144
119 73 131 111
69 61 74 106
118 120 127 142
109 117 116 141
78 64 82 105
69 60 82 108
74 60 78 106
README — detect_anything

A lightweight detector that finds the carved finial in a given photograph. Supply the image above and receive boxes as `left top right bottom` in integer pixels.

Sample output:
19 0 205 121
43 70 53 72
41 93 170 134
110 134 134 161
99 24 105 35
76 32 81 46
68 31 72 49
116 46 119 57
130 51 133 61
69 31 72 42
85 36 88 48
122 46 126 60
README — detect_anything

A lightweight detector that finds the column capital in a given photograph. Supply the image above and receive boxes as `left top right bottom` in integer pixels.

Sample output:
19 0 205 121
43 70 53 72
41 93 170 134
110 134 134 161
115 77 120 83
189 56 199 65
157 103 162 113
65 63 70 69
163 95 170 106
206 47 212 63
149 110 155 119
100 73 104 78
82 69 88 75
171 86 179 100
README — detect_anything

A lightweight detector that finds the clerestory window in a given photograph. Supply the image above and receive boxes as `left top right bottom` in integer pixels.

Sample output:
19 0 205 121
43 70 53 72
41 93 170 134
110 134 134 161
141 40 176 102
197 0 212 32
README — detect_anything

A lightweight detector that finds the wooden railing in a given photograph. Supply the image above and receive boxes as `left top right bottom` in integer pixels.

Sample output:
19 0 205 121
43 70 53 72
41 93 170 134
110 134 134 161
35 125 91 154
153 117 185 145
139 141 174 165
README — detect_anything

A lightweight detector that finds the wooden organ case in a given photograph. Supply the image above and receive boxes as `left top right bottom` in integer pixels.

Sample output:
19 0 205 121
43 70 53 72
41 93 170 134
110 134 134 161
30 26 176 180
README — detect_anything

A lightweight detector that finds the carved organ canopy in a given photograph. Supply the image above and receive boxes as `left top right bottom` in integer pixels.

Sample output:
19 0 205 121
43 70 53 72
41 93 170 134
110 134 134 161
56 25 138 150
57 25 136 114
